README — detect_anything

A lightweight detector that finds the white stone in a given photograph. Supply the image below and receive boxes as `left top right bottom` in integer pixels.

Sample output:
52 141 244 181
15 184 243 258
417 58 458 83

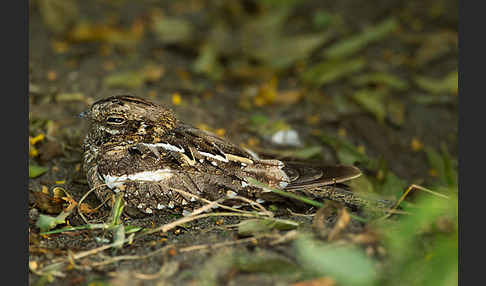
271 129 302 147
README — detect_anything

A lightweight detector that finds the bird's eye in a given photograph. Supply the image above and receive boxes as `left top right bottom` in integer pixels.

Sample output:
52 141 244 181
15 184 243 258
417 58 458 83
106 117 125 124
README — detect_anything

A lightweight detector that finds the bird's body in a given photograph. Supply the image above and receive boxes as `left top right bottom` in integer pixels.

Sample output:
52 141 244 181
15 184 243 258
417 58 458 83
82 95 376 215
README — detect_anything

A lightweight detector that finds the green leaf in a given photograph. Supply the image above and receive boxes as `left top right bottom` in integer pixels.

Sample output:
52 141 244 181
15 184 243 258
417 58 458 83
152 16 194 44
104 71 145 89
323 18 398 59
425 146 447 186
386 98 406 126
414 71 458 94
235 250 301 275
253 34 332 69
29 164 49 178
425 145 457 188
193 43 223 80
319 135 369 165
352 72 409 91
36 211 70 233
125 225 143 234
313 11 334 29
109 192 125 226
351 89 387 123
302 58 366 86
380 171 408 199
291 146 323 159
112 224 126 249
38 0 79 34
240 7 330 70
295 236 378 286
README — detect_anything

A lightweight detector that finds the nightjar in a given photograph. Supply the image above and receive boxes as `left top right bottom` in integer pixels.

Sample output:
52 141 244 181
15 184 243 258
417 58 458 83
82 95 382 216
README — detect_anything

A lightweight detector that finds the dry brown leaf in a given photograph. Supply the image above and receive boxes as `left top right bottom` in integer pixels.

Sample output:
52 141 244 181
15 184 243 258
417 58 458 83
351 229 380 245
30 191 64 214
328 207 351 241
78 203 97 214
312 202 340 239
274 90 304 105
292 277 336 286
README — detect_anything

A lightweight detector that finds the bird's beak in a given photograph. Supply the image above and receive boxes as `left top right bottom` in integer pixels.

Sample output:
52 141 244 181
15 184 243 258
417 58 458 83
79 110 90 119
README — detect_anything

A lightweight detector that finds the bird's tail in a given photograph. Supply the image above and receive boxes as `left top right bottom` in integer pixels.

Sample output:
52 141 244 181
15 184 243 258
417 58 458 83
282 162 394 210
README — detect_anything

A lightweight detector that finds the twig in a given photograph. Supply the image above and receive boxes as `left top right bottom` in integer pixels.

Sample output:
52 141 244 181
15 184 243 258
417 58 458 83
381 184 450 220
91 246 171 267
77 183 109 224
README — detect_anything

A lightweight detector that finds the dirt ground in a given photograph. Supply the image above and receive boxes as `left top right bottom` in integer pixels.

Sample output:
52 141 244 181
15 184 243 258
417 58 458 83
28 1 457 285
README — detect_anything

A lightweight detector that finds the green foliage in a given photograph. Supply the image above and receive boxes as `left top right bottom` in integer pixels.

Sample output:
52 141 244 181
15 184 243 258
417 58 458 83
414 72 458 95
29 164 49 178
301 58 366 87
380 193 458 286
295 236 379 286
352 89 388 123
322 18 398 59
319 134 370 166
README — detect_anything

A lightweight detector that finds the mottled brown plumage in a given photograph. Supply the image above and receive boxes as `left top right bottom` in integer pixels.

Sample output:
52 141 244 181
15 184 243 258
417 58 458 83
82 95 383 216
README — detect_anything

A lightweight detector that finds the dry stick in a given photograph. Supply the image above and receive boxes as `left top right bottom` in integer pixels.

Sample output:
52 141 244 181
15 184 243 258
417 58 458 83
38 213 261 274
38 181 276 273
143 212 261 236
380 184 450 220
77 183 110 224
177 232 286 253
170 187 271 216
91 246 171 267
287 208 316 217
230 195 273 217
178 237 260 252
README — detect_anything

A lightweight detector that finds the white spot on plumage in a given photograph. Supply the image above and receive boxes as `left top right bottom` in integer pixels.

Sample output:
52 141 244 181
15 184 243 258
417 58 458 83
241 181 248 188
226 190 237 198
182 210 192 216
168 201 175 209
99 125 120 135
211 161 218 166
145 208 153 214
157 203 166 210
142 143 184 153
103 169 174 189
199 151 228 162
279 181 289 189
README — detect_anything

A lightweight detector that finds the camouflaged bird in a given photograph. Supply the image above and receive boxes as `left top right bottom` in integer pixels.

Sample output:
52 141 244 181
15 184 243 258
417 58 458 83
82 95 387 216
